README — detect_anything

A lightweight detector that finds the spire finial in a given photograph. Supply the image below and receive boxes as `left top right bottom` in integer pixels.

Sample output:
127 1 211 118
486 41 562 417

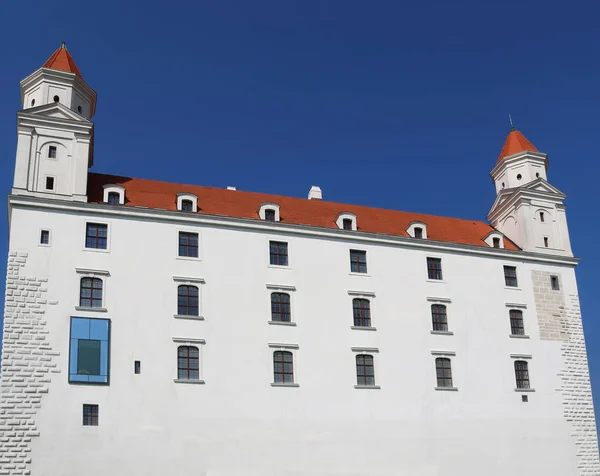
509 114 515 131
61 41 66 50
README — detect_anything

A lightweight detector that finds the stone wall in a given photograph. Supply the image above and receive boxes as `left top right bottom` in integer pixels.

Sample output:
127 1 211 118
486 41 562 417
532 270 600 474
0 252 58 476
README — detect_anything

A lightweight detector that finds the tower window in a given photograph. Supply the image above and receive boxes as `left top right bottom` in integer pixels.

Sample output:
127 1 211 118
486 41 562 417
427 257 443 280
352 298 371 327
177 285 199 316
134 361 141 374
502 182 505 188
85 223 108 250
53 95 59 103
536 172 540 178
544 237 549 248
492 237 500 248
435 357 453 388
504 266 518 287
83 404 99 426
551 276 560 291
356 354 375 387
48 146 57 159
271 292 291 322
350 250 367 274
269 241 289 266
514 361 530 389
177 346 199 381
31 99 35 107
431 304 448 332
178 232 199 258
45 177 55 191
414 227 423 239
516 174 522 181
77 105 83 114
540 212 545 222
509 310 525 336
80 277 103 308
273 351 294 384
40 230 50 245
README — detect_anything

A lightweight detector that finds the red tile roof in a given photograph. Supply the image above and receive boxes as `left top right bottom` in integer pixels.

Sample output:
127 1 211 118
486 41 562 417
87 173 519 251
497 129 537 163
42 43 83 79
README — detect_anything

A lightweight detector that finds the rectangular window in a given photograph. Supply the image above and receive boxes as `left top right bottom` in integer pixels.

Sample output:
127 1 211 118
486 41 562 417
504 266 518 287
85 223 108 250
342 218 353 230
48 146 57 159
273 351 294 384
356 355 375 386
431 304 448 332
514 361 530 389
350 250 367 273
493 237 500 248
414 227 423 239
40 230 50 245
82 404 98 426
509 310 525 336
544 237 549 248
265 209 276 221
427 257 443 280
269 241 288 266
45 176 55 191
550 276 560 291
435 357 453 388
178 232 199 258
69 317 110 384
134 361 141 374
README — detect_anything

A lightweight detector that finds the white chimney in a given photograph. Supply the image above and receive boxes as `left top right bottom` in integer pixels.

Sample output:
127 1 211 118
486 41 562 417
227 186 236 191
308 186 322 200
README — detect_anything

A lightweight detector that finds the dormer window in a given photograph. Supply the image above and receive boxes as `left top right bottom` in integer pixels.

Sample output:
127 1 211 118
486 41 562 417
406 222 427 239
103 185 125 205
484 231 504 249
107 192 120 205
177 193 198 213
181 200 193 212
336 213 357 231
259 203 280 222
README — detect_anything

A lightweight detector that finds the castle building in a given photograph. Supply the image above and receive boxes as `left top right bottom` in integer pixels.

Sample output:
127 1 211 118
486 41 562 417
1 44 599 476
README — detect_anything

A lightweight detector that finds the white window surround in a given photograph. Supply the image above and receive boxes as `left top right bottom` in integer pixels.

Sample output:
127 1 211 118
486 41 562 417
75 268 109 312
44 175 56 192
351 347 380 389
267 237 291 269
38 229 51 247
177 193 198 212
173 337 206 384
176 229 201 261
349 292 376 330
406 221 427 239
267 284 297 325
432 352 458 391
483 231 504 249
511 354 535 392
268 343 299 387
82 220 111 253
336 212 357 231
173 276 205 320
102 184 125 205
259 202 281 221
428 297 452 334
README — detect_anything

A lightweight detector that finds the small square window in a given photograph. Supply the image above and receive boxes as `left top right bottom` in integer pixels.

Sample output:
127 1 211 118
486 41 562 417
550 276 560 291
45 177 55 191
48 146 57 159
522 394 529 403
85 223 108 250
134 361 141 374
179 232 199 258
40 230 50 245
180 200 193 212
504 266 518 287
265 209 276 221
107 192 120 205
83 404 98 426
427 257 442 280
350 250 367 273
269 241 288 266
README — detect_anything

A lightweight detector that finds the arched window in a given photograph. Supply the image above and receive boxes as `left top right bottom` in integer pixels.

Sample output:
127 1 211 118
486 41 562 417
352 298 371 327
273 351 294 384
514 360 530 389
509 310 524 336
431 304 448 332
356 355 375 386
435 357 453 388
107 192 120 205
177 285 199 316
177 346 199 380
181 200 193 212
79 277 103 308
271 293 291 322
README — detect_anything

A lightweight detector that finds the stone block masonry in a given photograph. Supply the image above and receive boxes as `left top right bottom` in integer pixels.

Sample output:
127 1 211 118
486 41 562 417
532 270 600 475
0 252 58 476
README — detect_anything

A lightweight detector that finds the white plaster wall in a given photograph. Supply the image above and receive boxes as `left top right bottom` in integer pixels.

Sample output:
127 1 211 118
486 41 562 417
3 205 598 476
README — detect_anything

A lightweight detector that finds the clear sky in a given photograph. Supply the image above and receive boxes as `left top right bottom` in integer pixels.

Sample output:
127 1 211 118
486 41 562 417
0 0 598 426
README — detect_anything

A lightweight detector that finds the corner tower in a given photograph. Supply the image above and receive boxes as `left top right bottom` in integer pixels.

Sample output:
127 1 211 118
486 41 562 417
12 43 96 202
488 128 572 256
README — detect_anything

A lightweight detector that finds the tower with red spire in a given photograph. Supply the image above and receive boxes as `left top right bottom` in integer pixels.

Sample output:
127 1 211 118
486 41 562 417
488 128 572 256
12 43 97 202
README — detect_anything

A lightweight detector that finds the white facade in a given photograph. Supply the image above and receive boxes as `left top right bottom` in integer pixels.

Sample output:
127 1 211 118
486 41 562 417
1 48 599 476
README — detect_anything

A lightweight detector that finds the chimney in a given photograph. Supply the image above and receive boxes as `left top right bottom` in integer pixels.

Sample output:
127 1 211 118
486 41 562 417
227 186 236 191
308 186 322 200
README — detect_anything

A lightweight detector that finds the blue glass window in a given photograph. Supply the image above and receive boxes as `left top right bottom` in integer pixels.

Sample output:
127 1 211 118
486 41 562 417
69 317 110 384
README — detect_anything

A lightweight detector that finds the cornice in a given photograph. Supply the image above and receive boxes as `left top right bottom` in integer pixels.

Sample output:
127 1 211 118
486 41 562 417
488 185 566 223
490 151 548 178
7 194 579 267
17 110 93 134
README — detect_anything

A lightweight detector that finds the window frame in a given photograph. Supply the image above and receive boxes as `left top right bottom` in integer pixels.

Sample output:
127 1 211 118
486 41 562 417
514 360 530 390
39 229 51 247
45 175 55 191
173 338 206 384
351 347 380 389
504 265 518 288
269 343 299 387
83 221 110 252
550 275 560 291
75 268 109 313
349 249 368 274
79 277 104 309
176 193 198 213
435 357 453 389
352 298 371 328
509 309 525 336
511 354 534 392
269 240 289 267
336 212 357 231
271 292 292 323
82 404 99 426
102 185 125 205
69 316 111 385
406 221 427 239
48 145 57 159
259 202 280 222
427 257 443 281
177 230 200 260
173 276 205 319
431 304 448 332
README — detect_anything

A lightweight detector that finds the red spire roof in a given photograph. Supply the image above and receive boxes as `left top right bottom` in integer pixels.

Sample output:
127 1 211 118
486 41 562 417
42 42 83 79
497 129 538 163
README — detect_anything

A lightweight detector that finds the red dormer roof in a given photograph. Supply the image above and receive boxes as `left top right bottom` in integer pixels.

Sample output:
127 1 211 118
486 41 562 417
86 172 520 251
42 42 83 79
497 129 538 163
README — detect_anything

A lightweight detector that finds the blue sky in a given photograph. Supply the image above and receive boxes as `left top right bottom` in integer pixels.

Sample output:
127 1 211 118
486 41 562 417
0 0 599 424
